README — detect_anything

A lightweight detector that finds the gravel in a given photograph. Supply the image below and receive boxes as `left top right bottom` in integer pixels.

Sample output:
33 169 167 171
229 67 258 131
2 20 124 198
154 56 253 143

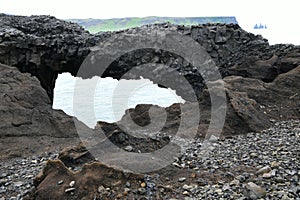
173 120 300 199
0 152 58 200
1 120 299 199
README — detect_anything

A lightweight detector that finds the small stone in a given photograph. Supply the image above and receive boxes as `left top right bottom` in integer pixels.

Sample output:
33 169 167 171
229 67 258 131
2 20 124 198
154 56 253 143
65 187 75 193
182 191 189 195
256 166 271 175
182 184 193 190
270 161 280 168
224 172 235 178
230 179 240 186
208 135 218 142
178 177 186 182
243 182 267 199
13 181 24 187
124 145 133 152
69 181 75 187
236 175 246 182
31 159 38 164
58 180 63 185
124 188 131 193
250 152 258 157
275 177 286 183
195 178 206 186
262 169 276 178
125 182 131 188
215 189 223 195
0 179 7 186
222 183 230 191
172 162 182 168
138 187 146 195
140 182 146 187
98 185 106 193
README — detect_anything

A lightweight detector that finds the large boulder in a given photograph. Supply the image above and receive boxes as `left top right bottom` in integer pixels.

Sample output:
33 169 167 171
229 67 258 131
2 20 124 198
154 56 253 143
28 159 146 200
0 63 83 158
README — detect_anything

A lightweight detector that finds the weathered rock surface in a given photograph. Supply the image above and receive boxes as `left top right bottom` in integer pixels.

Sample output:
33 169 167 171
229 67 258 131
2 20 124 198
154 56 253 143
96 66 300 138
0 14 101 100
0 14 299 155
1 14 299 101
0 63 77 137
0 14 299 199
0 63 82 158
28 160 146 200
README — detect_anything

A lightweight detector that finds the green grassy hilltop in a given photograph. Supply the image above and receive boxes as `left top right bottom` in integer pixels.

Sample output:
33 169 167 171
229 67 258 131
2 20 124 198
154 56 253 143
70 16 238 33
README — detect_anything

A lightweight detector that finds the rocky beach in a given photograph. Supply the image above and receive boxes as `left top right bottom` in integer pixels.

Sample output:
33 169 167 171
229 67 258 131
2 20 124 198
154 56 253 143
0 14 299 199
0 120 299 199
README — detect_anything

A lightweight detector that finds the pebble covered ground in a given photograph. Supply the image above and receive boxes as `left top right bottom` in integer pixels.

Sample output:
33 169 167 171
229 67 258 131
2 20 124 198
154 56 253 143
173 120 300 199
0 152 58 200
0 120 299 200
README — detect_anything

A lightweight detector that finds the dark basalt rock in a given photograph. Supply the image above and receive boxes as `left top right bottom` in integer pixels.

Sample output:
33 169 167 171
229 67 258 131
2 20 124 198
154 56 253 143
1 14 299 102
0 14 102 100
0 14 299 158
0 63 95 158
96 66 300 139
1 14 299 199
0 63 77 138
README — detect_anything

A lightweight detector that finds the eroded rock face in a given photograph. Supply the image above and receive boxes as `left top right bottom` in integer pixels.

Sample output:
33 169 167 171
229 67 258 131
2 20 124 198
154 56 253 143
0 63 78 137
0 63 84 158
1 14 299 102
29 160 145 200
96 66 300 139
0 14 101 100
0 14 299 159
1 14 298 199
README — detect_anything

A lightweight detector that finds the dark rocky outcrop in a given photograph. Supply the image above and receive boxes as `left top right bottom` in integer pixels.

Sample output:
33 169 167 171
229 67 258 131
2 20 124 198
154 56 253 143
0 63 77 137
0 63 83 158
97 66 300 139
0 14 101 100
1 14 299 199
1 14 299 102
0 14 299 157
28 159 145 200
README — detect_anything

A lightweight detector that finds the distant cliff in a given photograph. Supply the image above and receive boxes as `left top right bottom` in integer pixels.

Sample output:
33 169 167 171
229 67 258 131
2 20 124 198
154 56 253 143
69 16 238 33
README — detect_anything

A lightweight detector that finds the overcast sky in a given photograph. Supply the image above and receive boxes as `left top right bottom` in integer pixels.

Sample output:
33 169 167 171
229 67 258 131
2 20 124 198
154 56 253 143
0 0 299 44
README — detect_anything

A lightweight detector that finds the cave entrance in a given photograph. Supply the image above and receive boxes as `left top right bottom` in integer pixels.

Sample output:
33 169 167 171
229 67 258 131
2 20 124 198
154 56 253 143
53 73 185 128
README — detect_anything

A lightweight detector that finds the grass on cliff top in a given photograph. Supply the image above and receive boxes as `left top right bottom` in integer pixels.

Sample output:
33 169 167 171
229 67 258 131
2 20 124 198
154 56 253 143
69 16 238 33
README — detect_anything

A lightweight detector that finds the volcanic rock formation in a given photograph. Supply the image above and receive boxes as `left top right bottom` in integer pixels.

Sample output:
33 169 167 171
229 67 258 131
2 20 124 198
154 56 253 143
1 14 298 101
0 14 299 156
1 14 300 200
